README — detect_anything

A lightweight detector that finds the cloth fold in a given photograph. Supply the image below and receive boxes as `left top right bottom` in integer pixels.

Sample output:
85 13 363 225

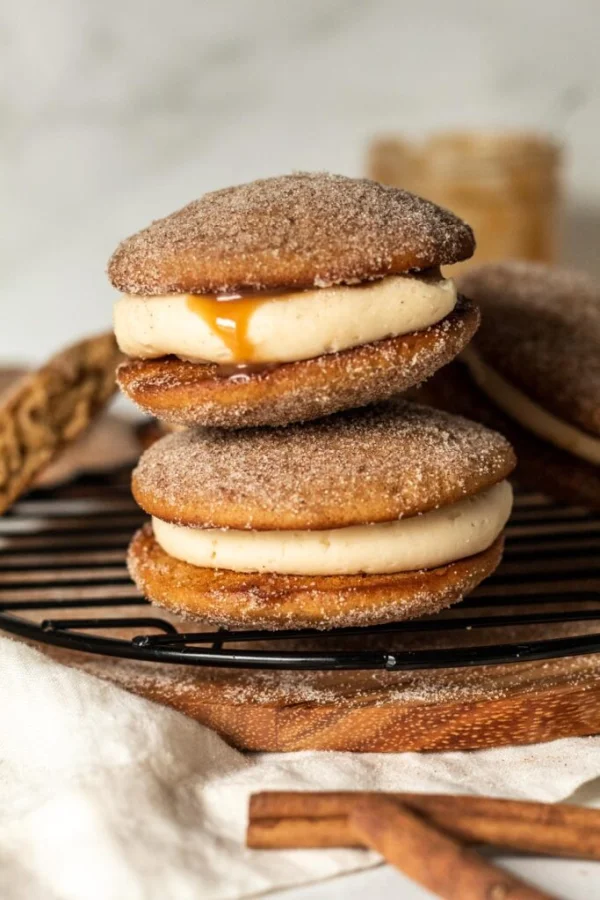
1 636 600 900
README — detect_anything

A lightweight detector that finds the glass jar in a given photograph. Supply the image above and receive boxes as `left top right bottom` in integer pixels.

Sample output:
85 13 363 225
367 132 562 274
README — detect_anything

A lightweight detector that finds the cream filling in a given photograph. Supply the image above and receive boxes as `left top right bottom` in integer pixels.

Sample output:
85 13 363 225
151 481 512 576
113 273 457 365
463 349 600 466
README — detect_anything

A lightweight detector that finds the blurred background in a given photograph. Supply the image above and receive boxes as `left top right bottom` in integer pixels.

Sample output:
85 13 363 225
2 0 599 362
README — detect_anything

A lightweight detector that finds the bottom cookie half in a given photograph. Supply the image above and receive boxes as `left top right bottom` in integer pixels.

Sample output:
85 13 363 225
128 524 504 630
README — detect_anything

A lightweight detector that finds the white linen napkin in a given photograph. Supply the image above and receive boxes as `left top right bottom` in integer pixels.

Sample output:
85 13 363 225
2 635 600 900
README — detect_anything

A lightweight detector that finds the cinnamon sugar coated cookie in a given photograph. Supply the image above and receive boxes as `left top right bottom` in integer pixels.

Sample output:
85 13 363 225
129 402 515 629
132 401 515 529
109 172 474 294
110 173 477 428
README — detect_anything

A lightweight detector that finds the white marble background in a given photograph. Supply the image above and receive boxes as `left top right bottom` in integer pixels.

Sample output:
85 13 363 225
1 0 599 362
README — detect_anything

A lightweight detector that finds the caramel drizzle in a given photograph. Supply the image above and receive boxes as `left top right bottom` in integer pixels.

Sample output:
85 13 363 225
186 272 439 366
186 291 286 363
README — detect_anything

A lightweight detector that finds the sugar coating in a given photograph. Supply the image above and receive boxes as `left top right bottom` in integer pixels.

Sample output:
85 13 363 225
460 261 600 436
108 172 475 295
132 400 515 530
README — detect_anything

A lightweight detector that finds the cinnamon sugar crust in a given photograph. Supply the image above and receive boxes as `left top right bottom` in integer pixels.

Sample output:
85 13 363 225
117 296 479 429
128 525 504 630
459 261 600 436
132 400 515 531
411 361 600 510
108 173 475 295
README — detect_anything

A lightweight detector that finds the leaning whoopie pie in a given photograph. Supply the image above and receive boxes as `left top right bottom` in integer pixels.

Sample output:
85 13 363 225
128 401 515 630
419 262 600 509
110 172 478 429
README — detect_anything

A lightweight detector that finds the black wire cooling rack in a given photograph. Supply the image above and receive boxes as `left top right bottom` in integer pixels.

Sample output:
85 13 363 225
0 468 599 671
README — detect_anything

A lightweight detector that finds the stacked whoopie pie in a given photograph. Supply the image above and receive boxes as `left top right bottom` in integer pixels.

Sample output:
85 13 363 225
109 173 515 630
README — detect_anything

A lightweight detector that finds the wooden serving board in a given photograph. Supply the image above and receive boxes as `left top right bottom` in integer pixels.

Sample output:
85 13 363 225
80 644 600 753
1 476 600 752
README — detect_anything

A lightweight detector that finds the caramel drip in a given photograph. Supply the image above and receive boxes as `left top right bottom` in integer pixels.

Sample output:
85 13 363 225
186 291 285 363
186 273 439 364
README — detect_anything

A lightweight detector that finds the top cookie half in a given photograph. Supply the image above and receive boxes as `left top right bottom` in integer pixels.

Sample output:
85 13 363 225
109 172 474 294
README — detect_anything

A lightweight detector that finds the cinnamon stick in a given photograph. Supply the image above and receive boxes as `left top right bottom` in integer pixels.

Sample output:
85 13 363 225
350 795 556 900
249 815 360 849
248 791 600 860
